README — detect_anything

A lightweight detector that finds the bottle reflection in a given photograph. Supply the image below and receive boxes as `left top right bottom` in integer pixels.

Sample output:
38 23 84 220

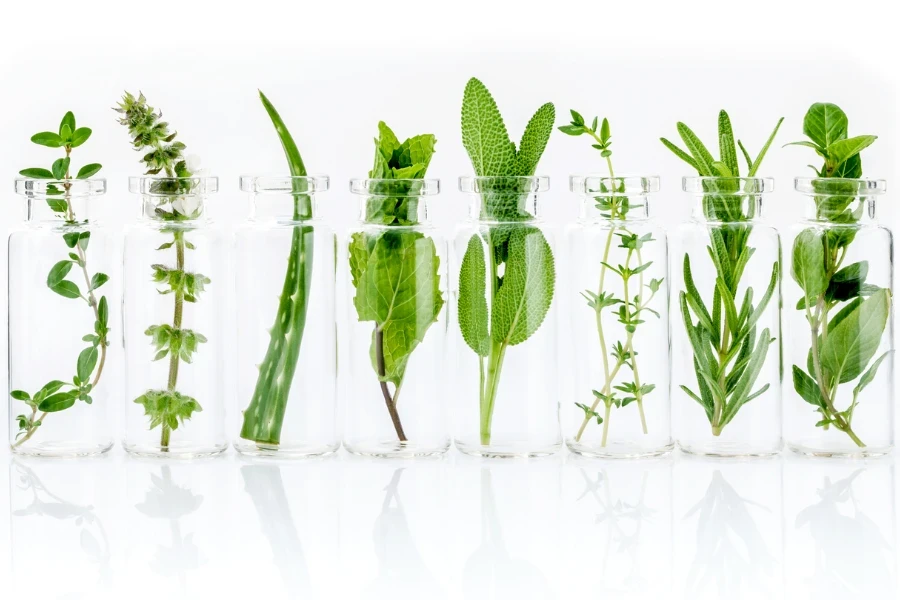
368 467 444 598
677 461 783 599
134 465 203 589
463 468 552 600
241 463 311 596
785 459 896 599
10 459 112 594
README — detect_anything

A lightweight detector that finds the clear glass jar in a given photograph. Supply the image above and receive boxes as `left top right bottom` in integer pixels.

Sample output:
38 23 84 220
564 176 672 458
234 175 338 457
342 178 449 457
785 178 894 457
8 178 119 457
452 176 560 457
123 176 228 457
671 177 782 456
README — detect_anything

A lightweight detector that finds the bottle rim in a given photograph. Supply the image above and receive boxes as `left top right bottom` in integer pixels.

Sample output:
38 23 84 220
794 177 886 196
682 176 774 194
349 178 440 197
458 175 550 193
128 176 219 196
240 175 329 194
15 178 106 197
570 175 659 194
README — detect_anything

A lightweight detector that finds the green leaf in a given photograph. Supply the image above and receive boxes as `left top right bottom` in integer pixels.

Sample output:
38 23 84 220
516 102 555 176
60 111 76 137
748 117 784 176
490 227 555 346
718 110 739 177
825 135 877 171
77 346 99 382
50 280 81 299
63 232 80 248
395 134 437 171
803 103 848 149
89 273 109 291
852 351 891 402
783 140 824 153
70 127 92 148
820 289 891 384
98 295 108 327
791 229 828 303
39 392 77 413
20 168 54 179
660 138 699 172
31 132 63 148
833 153 862 178
721 328 772 425
825 261 869 303
458 235 490 356
600 117 610 142
558 124 584 136
676 122 715 175
51 157 70 180
792 365 826 409
47 260 73 287
134 389 203 431
569 109 584 126
76 163 102 179
461 77 517 177
352 231 444 384
10 390 31 402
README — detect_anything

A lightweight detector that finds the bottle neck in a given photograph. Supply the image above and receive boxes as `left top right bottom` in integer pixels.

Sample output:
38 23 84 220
252 192 318 222
359 194 430 225
690 193 766 223
580 194 650 222
140 193 208 222
26 195 98 224
468 191 542 222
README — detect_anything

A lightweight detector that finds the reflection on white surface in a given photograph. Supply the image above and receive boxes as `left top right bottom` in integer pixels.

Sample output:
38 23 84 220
2 451 900 598
134 465 204 585
785 457 897 599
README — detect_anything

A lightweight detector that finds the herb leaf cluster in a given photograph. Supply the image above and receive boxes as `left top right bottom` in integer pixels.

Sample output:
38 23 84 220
560 112 663 446
117 91 208 449
787 103 890 447
661 111 782 435
458 78 556 445
348 122 444 442
12 113 110 447
240 91 316 446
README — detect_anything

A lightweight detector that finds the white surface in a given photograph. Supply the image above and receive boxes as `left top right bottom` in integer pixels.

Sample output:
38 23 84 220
1 0 898 597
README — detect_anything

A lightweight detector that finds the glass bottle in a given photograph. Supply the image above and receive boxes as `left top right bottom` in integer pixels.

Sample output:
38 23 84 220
8 178 119 456
564 175 672 457
123 176 227 457
671 177 782 456
785 178 893 456
342 178 449 457
452 176 560 457
234 175 338 457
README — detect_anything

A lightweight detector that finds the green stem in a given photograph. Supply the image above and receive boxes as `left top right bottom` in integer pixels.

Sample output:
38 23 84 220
161 230 185 451
480 231 504 446
375 327 407 442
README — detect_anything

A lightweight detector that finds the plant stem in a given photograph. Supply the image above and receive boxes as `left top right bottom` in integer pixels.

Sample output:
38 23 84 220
479 230 506 446
375 327 407 442
160 230 185 451
627 247 649 434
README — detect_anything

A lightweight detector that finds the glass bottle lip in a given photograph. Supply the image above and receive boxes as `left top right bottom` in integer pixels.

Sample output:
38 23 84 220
350 178 440 196
570 175 659 194
15 178 106 197
458 175 549 193
240 174 329 194
682 176 774 194
794 177 886 195
128 176 219 196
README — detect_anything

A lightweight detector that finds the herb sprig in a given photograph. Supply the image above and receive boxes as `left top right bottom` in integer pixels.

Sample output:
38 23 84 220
661 111 782 436
116 92 207 449
458 78 556 446
560 111 662 446
11 113 110 447
348 122 443 441
787 103 891 447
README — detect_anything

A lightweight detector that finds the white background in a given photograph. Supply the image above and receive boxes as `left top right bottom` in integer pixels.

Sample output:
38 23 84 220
1 0 898 598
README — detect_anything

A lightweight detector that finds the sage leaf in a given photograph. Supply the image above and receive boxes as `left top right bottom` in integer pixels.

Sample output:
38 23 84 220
820 289 891 384
516 102 555 176
461 78 517 177
458 234 490 356
490 227 555 346
791 229 828 304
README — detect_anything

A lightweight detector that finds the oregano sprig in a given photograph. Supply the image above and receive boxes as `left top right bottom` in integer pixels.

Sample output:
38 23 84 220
116 91 208 450
11 112 110 447
560 112 662 446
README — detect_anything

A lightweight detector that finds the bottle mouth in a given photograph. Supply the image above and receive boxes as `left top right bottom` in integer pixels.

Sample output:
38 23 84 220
239 175 329 194
350 178 440 197
570 175 659 195
794 177 886 196
128 176 219 196
15 178 106 198
682 176 774 194
458 176 549 194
